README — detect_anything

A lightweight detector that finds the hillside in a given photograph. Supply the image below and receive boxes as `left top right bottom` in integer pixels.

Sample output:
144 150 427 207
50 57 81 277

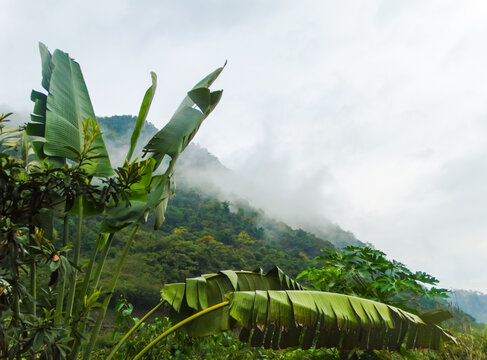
98 115 363 249
450 290 487 323
89 186 333 307
96 116 487 324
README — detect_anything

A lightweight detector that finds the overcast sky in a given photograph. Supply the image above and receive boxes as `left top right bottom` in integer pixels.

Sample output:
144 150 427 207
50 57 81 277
2 0 487 292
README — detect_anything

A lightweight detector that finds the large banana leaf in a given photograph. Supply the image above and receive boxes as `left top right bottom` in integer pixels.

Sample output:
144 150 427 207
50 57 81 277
102 66 225 231
223 290 454 350
131 272 455 359
161 267 304 312
141 65 224 229
37 44 112 176
160 267 304 336
143 63 225 169
162 290 454 351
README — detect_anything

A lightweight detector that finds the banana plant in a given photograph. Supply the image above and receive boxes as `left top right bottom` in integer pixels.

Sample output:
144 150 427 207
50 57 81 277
21 42 225 359
83 62 225 360
110 268 456 360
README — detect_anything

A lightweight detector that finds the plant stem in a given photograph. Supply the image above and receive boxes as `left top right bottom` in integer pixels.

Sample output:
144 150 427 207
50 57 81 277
65 197 83 323
132 301 230 360
75 244 98 315
90 233 114 292
83 225 139 360
69 234 114 359
30 261 36 316
63 213 69 247
55 215 69 323
11 233 20 323
68 243 98 359
107 301 165 360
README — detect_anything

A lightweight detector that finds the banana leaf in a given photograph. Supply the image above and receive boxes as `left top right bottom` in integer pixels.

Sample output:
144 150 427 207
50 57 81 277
143 64 225 169
141 65 224 229
160 267 304 336
101 66 225 231
126 72 157 162
32 43 113 177
223 290 455 350
160 269 455 350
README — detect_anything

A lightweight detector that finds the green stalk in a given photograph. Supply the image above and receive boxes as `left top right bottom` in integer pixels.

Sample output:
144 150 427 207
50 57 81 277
55 214 69 323
75 244 98 316
68 243 99 359
107 301 165 360
90 233 114 292
30 261 36 316
83 225 139 360
65 197 83 323
11 236 20 322
132 301 230 360
69 234 114 359
63 213 69 247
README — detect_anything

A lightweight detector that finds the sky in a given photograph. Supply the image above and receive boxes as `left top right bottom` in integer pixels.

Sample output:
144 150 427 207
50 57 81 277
2 0 487 292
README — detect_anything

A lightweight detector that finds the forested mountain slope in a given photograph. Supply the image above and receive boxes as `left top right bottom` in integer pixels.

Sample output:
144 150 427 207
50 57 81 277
98 115 363 248
98 115 487 324
92 187 333 307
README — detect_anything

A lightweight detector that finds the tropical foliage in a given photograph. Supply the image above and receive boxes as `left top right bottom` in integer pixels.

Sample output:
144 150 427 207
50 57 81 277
297 246 448 308
103 267 453 359
0 43 224 359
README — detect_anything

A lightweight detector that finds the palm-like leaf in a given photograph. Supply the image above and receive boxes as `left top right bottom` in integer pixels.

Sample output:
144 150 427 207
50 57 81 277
102 66 225 231
28 43 113 176
160 267 303 337
225 290 454 350
0 114 22 152
143 63 225 169
126 72 157 162
132 269 455 359
161 270 453 349
141 64 224 229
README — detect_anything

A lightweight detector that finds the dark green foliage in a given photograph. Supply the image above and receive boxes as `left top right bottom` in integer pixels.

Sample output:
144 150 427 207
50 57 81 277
298 246 447 309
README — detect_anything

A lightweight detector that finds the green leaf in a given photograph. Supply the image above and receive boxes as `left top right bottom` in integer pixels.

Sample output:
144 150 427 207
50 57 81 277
160 267 303 337
157 267 455 351
125 158 157 202
224 290 453 350
100 200 147 233
39 42 54 92
42 48 113 176
419 309 453 324
126 72 157 162
143 64 225 169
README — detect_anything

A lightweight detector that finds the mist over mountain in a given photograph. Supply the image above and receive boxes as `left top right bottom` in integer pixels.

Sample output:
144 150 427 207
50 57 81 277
449 290 487 324
98 115 363 248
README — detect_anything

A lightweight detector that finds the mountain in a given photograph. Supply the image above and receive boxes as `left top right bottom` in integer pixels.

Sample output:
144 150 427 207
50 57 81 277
97 116 487 323
98 115 363 249
449 290 487 323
